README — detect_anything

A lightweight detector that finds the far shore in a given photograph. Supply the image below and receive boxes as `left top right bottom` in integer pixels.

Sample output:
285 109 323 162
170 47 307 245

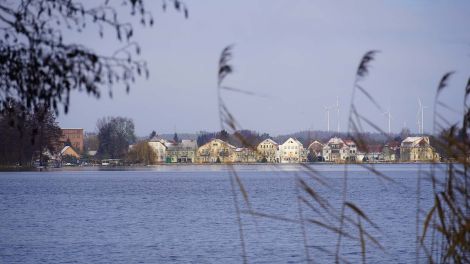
0 161 451 172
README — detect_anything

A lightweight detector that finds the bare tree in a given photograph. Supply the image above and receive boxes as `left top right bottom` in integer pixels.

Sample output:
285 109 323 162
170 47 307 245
0 0 187 118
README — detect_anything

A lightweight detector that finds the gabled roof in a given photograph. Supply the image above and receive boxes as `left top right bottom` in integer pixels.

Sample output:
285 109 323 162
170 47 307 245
60 146 80 158
60 146 72 155
203 138 237 149
343 139 356 146
326 137 345 145
401 136 430 147
259 138 278 146
308 140 324 150
282 137 303 146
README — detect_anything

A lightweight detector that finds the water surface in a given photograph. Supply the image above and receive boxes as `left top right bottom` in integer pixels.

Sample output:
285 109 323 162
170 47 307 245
0 164 437 263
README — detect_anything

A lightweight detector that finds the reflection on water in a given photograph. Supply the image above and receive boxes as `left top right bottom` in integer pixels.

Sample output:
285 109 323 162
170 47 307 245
0 164 436 263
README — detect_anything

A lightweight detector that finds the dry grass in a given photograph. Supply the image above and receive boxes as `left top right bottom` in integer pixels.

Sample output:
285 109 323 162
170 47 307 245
216 45 469 263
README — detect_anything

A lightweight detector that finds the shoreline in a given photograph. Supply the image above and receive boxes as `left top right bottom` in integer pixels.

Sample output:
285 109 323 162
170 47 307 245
0 161 450 172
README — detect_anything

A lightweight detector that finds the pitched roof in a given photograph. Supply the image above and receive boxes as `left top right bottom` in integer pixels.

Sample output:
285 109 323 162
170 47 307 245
203 138 237 149
308 140 324 150
60 146 80 157
327 137 345 145
282 137 303 147
259 138 278 146
402 136 430 147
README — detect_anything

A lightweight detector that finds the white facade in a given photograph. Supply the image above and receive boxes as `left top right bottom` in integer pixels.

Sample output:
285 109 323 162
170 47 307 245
148 138 168 163
257 139 279 163
279 137 307 163
323 137 357 162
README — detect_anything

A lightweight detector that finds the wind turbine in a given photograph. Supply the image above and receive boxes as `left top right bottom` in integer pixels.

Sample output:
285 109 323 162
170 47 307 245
417 98 428 134
383 108 392 135
336 97 340 133
324 106 332 132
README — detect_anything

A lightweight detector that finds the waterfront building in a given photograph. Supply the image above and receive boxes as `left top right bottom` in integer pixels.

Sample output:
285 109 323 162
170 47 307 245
279 137 307 163
234 148 257 163
322 137 357 162
256 139 279 163
343 139 357 161
60 128 84 152
322 137 344 162
307 140 324 161
400 136 439 162
382 141 400 162
363 145 383 162
196 139 236 163
60 146 80 159
148 137 168 163
166 139 198 163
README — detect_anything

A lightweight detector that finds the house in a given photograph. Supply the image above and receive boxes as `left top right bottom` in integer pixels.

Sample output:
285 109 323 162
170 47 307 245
400 136 439 162
60 128 84 152
279 137 307 163
148 137 168 163
196 138 236 163
256 139 279 163
382 141 400 162
363 145 383 162
60 146 80 158
343 139 357 162
323 137 344 162
307 141 324 161
322 137 357 162
166 139 198 163
234 148 257 163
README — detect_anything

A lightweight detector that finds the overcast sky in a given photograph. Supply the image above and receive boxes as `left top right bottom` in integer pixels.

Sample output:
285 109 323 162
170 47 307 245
57 0 470 136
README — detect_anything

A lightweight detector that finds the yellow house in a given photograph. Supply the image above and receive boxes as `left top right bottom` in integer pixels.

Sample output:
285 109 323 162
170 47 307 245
196 139 236 163
257 139 279 163
400 137 439 162
60 146 80 158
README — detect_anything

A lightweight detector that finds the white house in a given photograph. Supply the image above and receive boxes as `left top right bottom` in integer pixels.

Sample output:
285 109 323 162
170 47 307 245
148 137 169 163
323 137 357 162
343 139 357 161
279 137 307 163
400 136 439 162
257 138 279 163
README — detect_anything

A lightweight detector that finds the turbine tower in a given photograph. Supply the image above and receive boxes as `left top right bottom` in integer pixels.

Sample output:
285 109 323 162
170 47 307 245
324 106 332 132
336 97 340 133
417 98 428 134
383 108 392 135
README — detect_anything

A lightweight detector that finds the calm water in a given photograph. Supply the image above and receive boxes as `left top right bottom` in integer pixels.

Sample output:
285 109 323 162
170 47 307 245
0 164 438 263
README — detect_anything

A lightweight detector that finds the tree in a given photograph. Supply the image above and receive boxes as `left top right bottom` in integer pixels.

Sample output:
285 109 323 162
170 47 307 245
307 151 316 162
127 141 156 165
173 132 179 143
149 130 157 140
216 129 229 142
0 104 61 166
84 133 99 152
0 0 187 118
97 116 136 159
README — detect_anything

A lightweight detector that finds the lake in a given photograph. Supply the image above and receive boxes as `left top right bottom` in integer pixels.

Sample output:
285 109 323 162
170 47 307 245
0 164 438 263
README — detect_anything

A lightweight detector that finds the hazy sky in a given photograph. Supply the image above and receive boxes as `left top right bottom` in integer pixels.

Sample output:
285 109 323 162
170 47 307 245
57 0 470 136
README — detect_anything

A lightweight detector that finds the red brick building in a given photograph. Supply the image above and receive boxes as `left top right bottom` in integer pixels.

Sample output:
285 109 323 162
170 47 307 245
60 128 84 153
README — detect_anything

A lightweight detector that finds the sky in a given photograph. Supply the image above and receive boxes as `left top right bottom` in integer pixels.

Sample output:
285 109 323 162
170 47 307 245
57 0 470 136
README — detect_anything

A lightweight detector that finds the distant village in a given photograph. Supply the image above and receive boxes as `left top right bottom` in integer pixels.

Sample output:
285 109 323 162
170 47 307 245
57 128 441 166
